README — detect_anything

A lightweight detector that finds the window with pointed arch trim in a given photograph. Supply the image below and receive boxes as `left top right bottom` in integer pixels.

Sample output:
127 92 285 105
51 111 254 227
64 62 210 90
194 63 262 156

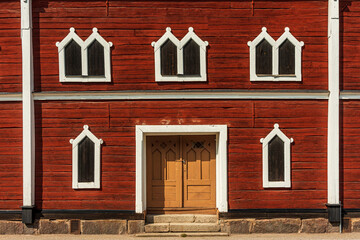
151 27 209 82
70 125 103 189
56 27 113 82
248 27 304 81
260 124 293 188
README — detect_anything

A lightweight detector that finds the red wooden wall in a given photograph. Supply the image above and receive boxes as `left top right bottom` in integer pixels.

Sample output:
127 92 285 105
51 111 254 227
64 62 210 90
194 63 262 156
0 103 22 210
0 0 334 211
0 0 21 92
341 101 360 209
333 1 360 210
35 100 327 210
341 1 360 90
32 0 328 92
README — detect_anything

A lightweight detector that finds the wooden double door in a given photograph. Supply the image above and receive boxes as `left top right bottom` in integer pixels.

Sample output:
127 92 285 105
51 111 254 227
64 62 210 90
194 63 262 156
146 135 216 210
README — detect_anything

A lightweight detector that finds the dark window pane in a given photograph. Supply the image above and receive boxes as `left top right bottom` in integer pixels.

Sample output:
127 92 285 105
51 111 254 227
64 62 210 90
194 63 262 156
88 40 105 76
161 39 177 76
65 40 82 76
268 135 284 182
279 39 295 75
183 39 200 76
78 136 95 183
256 39 272 75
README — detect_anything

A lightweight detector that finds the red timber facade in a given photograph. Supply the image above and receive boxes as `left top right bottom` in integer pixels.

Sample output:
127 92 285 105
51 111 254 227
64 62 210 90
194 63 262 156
0 0 358 235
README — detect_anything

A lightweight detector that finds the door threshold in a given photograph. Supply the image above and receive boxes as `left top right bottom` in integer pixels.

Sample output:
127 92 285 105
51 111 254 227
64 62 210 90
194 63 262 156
147 208 217 215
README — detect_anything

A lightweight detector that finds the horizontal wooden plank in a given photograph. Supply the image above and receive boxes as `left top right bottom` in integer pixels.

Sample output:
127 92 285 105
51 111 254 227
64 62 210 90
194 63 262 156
34 99 328 209
28 0 329 92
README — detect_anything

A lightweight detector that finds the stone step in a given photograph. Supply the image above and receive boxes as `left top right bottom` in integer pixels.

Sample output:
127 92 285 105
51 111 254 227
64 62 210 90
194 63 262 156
144 223 169 233
146 214 218 223
170 223 220 232
144 223 221 233
136 232 229 237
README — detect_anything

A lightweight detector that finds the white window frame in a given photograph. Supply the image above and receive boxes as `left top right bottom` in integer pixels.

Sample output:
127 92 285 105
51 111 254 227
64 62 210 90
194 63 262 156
248 27 304 82
260 123 293 188
56 27 113 83
151 27 209 82
70 125 103 189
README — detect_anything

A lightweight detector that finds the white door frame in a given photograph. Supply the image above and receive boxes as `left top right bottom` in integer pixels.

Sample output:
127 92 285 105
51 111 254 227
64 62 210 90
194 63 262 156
135 125 228 213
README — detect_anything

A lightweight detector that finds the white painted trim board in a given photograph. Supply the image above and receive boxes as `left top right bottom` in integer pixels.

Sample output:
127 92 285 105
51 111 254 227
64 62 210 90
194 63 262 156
135 125 228 213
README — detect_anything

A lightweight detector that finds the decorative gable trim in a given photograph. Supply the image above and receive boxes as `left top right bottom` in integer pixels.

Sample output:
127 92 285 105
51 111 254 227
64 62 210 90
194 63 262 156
70 125 103 189
260 124 293 188
56 27 113 83
151 27 209 82
275 27 304 81
152 27 180 52
248 27 304 82
247 27 276 82
151 27 181 82
83 28 113 78
56 27 84 52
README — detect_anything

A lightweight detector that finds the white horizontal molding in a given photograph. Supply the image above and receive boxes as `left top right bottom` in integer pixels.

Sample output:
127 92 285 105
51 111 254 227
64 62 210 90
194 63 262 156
155 76 207 82
0 93 22 101
33 90 329 101
340 91 360 99
60 77 111 83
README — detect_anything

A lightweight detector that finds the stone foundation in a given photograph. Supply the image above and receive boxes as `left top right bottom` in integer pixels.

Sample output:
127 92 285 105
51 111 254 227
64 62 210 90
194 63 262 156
82 220 127 234
223 218 341 234
0 218 346 235
0 219 144 235
128 220 145 234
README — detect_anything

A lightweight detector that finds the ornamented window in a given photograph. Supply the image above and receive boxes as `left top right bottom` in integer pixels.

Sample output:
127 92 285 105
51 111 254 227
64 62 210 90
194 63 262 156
260 124 293 188
56 27 113 82
70 125 103 189
248 27 304 81
151 27 208 82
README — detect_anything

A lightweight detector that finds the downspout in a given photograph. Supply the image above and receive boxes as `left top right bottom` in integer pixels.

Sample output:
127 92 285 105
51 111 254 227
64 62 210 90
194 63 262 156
327 0 341 224
21 0 35 224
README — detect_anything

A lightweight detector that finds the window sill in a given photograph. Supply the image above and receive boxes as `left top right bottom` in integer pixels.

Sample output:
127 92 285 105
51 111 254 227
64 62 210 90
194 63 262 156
73 182 100 189
60 76 111 83
156 75 206 82
263 181 291 188
251 74 301 82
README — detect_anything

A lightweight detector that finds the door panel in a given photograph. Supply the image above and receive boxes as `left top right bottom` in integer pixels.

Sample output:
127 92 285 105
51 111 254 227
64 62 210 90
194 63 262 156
147 135 216 210
182 135 216 208
147 136 182 208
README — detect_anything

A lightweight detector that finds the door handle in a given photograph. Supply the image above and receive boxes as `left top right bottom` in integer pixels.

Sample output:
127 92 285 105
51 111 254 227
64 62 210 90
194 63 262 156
177 159 186 164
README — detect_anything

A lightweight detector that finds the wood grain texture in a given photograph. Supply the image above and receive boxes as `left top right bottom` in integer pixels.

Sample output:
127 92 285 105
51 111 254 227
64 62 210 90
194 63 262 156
182 135 215 208
341 101 360 208
88 40 105 76
78 137 95 183
279 39 295 75
183 39 200 76
34 100 327 210
268 136 284 181
161 39 177 76
0 1 21 92
31 0 328 91
341 0 360 90
0 102 22 209
147 136 181 208
256 39 272 75
65 40 82 76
